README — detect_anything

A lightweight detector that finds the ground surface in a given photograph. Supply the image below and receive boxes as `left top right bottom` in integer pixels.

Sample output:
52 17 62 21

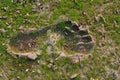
0 0 120 80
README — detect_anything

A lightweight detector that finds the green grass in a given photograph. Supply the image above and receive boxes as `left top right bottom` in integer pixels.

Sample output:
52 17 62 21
0 0 120 80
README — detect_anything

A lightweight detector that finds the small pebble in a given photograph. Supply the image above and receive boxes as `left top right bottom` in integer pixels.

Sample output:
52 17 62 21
70 74 78 79
27 53 37 60
0 16 7 20
25 69 29 72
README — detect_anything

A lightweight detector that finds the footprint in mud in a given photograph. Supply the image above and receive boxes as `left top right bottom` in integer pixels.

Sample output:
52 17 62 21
7 20 95 62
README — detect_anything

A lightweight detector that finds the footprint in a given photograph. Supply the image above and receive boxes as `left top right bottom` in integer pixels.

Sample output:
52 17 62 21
7 20 95 61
